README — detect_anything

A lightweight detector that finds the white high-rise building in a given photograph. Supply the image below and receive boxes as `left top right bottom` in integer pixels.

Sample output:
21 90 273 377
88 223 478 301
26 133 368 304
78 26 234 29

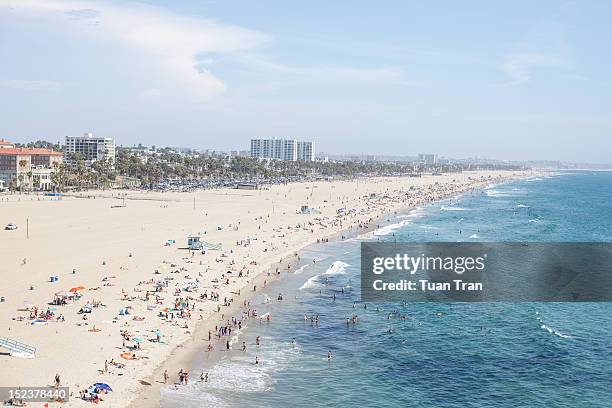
297 141 315 162
65 132 116 167
250 138 298 161
418 153 438 164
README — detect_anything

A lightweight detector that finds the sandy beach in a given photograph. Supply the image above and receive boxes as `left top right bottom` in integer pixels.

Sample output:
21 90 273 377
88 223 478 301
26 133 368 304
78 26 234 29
0 170 535 407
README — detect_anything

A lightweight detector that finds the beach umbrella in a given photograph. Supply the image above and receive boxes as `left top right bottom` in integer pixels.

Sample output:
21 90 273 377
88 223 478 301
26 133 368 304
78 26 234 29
93 383 112 392
69 286 86 293
132 337 144 343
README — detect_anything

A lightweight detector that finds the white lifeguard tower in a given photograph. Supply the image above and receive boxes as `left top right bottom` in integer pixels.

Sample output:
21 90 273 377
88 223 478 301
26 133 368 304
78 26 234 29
187 236 203 250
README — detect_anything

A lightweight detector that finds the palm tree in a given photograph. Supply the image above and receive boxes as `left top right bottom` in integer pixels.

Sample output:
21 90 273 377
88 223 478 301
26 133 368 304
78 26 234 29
26 171 33 190
17 159 28 192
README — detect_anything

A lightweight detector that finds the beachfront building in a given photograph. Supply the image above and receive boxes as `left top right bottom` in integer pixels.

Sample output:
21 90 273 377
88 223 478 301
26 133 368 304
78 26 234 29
250 138 315 162
65 132 116 167
251 138 298 161
297 141 315 162
0 145 63 190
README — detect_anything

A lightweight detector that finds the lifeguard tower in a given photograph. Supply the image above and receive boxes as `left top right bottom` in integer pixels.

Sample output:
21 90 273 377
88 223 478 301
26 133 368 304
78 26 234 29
187 236 203 250
186 235 222 251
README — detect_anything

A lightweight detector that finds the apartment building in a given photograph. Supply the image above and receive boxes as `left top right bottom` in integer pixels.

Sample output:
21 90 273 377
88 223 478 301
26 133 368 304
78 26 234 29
65 132 116 167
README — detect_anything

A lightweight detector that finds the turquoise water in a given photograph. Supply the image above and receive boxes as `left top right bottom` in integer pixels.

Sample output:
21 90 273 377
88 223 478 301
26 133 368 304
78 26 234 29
163 172 612 408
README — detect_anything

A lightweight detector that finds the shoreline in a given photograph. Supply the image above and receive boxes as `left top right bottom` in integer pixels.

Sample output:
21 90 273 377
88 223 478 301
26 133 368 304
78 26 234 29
126 171 537 408
0 171 538 408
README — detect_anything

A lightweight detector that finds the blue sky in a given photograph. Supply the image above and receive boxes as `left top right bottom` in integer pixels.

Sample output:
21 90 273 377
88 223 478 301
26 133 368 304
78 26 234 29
1 0 611 163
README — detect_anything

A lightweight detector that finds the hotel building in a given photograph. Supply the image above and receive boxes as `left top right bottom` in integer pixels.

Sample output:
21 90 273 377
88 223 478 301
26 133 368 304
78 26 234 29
250 138 315 162
0 142 63 190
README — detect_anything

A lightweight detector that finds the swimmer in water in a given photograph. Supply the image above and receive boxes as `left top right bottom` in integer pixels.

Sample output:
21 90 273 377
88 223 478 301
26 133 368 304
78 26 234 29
255 356 260 365
327 350 332 360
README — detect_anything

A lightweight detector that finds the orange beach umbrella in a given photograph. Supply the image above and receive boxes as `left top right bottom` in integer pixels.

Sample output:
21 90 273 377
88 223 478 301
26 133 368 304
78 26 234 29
69 286 86 293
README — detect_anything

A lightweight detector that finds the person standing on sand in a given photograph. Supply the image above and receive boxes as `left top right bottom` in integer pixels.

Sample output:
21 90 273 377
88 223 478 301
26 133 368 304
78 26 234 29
163 369 168 384
54 373 61 387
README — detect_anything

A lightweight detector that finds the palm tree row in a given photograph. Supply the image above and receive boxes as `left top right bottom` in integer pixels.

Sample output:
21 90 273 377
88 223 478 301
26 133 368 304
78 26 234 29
10 143 526 192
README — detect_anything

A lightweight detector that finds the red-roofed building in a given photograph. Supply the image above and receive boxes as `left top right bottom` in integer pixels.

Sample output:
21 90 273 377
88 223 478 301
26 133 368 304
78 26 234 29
0 138 15 148
0 143 63 190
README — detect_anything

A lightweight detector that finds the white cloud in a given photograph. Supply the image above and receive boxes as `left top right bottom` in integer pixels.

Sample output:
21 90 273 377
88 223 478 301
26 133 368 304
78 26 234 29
0 0 424 99
232 54 425 87
1 0 269 96
0 79 61 90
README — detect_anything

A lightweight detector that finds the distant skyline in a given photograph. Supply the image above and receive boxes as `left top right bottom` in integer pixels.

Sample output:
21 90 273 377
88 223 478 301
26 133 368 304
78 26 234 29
1 0 612 163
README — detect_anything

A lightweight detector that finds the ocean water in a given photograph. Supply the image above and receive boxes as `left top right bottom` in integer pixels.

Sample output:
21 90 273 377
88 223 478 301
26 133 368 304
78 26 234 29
162 172 612 408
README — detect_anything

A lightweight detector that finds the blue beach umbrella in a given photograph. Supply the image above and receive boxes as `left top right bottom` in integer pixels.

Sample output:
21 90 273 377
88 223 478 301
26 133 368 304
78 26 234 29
93 383 113 392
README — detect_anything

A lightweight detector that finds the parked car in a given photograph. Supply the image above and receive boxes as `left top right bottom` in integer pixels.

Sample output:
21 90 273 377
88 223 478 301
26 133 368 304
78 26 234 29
4 223 18 230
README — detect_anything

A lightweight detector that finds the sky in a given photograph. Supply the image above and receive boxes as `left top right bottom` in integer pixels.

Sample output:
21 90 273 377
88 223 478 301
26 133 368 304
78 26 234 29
1 0 611 163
